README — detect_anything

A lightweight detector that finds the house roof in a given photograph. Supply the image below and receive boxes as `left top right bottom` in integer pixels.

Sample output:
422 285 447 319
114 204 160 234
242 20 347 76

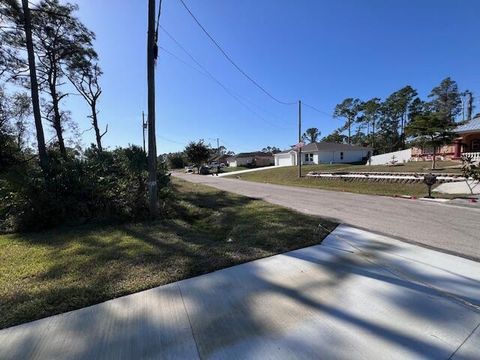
230 151 273 159
209 154 230 162
275 142 371 155
276 149 293 155
455 116 480 134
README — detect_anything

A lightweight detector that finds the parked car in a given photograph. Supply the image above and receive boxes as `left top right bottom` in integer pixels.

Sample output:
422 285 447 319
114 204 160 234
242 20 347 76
185 166 194 173
199 165 210 175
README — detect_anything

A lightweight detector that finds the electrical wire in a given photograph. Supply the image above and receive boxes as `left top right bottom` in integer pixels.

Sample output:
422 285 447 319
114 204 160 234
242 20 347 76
157 135 187 146
159 31 294 130
302 101 332 117
161 46 292 130
160 27 292 124
220 139 251 153
177 0 296 106
154 0 163 42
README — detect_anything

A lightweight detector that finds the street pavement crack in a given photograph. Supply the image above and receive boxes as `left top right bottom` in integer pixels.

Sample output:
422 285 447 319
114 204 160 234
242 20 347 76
447 321 480 359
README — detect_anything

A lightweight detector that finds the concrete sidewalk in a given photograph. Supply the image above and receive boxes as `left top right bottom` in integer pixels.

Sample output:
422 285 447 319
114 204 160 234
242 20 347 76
1 225 479 359
218 165 282 177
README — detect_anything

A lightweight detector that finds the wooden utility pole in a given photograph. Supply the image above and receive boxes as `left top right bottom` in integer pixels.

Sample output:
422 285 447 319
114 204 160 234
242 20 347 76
21 0 48 172
147 0 159 217
217 137 220 156
298 100 302 178
142 111 147 153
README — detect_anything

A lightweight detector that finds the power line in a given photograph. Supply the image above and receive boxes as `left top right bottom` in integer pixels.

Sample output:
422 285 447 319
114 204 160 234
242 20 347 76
160 46 291 130
159 45 204 74
160 28 292 125
220 139 250 153
302 101 332 117
154 0 163 42
177 0 296 106
157 135 187 146
159 30 293 130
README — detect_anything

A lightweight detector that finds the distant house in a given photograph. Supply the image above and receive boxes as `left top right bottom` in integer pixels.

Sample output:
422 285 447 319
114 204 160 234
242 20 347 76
274 142 371 166
411 116 480 163
227 152 274 167
209 154 230 165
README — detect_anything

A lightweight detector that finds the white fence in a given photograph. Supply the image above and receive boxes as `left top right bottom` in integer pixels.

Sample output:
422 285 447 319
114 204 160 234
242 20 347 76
463 152 480 164
367 149 412 166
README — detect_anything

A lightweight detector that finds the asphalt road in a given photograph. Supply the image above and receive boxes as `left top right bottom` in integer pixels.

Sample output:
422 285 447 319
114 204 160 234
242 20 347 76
174 173 480 261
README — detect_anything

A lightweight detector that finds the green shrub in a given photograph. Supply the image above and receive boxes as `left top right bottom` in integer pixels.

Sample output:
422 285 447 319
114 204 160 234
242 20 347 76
0 145 171 232
167 152 187 169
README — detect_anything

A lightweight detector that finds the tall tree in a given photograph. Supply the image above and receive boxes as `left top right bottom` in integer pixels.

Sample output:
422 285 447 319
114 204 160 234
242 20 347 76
406 79 460 169
0 1 25 78
359 98 381 150
333 98 361 144
407 97 425 122
1 0 49 170
395 86 417 148
67 58 106 151
262 146 281 154
29 0 96 158
406 109 456 169
428 77 461 121
184 140 210 173
302 127 320 143
10 92 31 149
0 86 11 133
380 86 417 150
321 129 347 144
462 90 474 121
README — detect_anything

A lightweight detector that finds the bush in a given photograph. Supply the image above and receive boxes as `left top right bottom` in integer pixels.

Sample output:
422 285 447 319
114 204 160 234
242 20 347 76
167 152 186 169
0 145 171 232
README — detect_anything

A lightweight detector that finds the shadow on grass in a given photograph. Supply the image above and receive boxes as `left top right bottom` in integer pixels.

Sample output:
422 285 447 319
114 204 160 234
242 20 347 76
1 227 478 359
0 180 336 329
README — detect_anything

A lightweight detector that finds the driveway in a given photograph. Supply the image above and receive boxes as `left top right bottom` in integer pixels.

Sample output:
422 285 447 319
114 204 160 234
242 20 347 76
217 165 284 177
174 173 480 261
1 225 478 359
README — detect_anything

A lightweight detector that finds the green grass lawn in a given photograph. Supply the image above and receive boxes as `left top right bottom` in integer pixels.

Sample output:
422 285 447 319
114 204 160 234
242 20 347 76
289 160 461 174
225 161 463 198
219 166 248 173
0 179 336 329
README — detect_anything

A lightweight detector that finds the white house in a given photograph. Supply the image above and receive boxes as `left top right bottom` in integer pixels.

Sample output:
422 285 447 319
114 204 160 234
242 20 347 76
274 142 372 166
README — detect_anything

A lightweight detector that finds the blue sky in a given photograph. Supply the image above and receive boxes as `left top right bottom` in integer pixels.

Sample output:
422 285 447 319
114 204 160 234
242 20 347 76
65 0 480 153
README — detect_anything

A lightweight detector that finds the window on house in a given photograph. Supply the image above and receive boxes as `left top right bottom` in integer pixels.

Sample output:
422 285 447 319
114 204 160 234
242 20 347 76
304 153 313 162
340 152 344 160
472 139 480 152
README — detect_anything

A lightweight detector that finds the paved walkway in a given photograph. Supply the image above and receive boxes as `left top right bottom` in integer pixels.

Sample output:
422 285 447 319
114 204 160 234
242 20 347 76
217 165 282 177
174 173 480 261
1 225 479 359
434 180 480 195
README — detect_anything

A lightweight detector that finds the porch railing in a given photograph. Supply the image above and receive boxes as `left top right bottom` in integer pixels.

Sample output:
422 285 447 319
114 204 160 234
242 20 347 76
463 152 480 163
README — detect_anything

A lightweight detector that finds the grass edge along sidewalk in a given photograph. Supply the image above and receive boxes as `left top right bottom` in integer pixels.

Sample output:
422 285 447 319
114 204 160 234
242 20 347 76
0 178 337 329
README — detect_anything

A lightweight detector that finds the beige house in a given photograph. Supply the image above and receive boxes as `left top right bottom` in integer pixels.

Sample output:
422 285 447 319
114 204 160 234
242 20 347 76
411 116 480 163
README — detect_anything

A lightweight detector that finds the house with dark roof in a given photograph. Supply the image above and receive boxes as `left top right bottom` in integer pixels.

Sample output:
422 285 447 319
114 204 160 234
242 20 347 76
274 142 372 166
411 116 480 162
227 151 274 167
208 154 230 165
